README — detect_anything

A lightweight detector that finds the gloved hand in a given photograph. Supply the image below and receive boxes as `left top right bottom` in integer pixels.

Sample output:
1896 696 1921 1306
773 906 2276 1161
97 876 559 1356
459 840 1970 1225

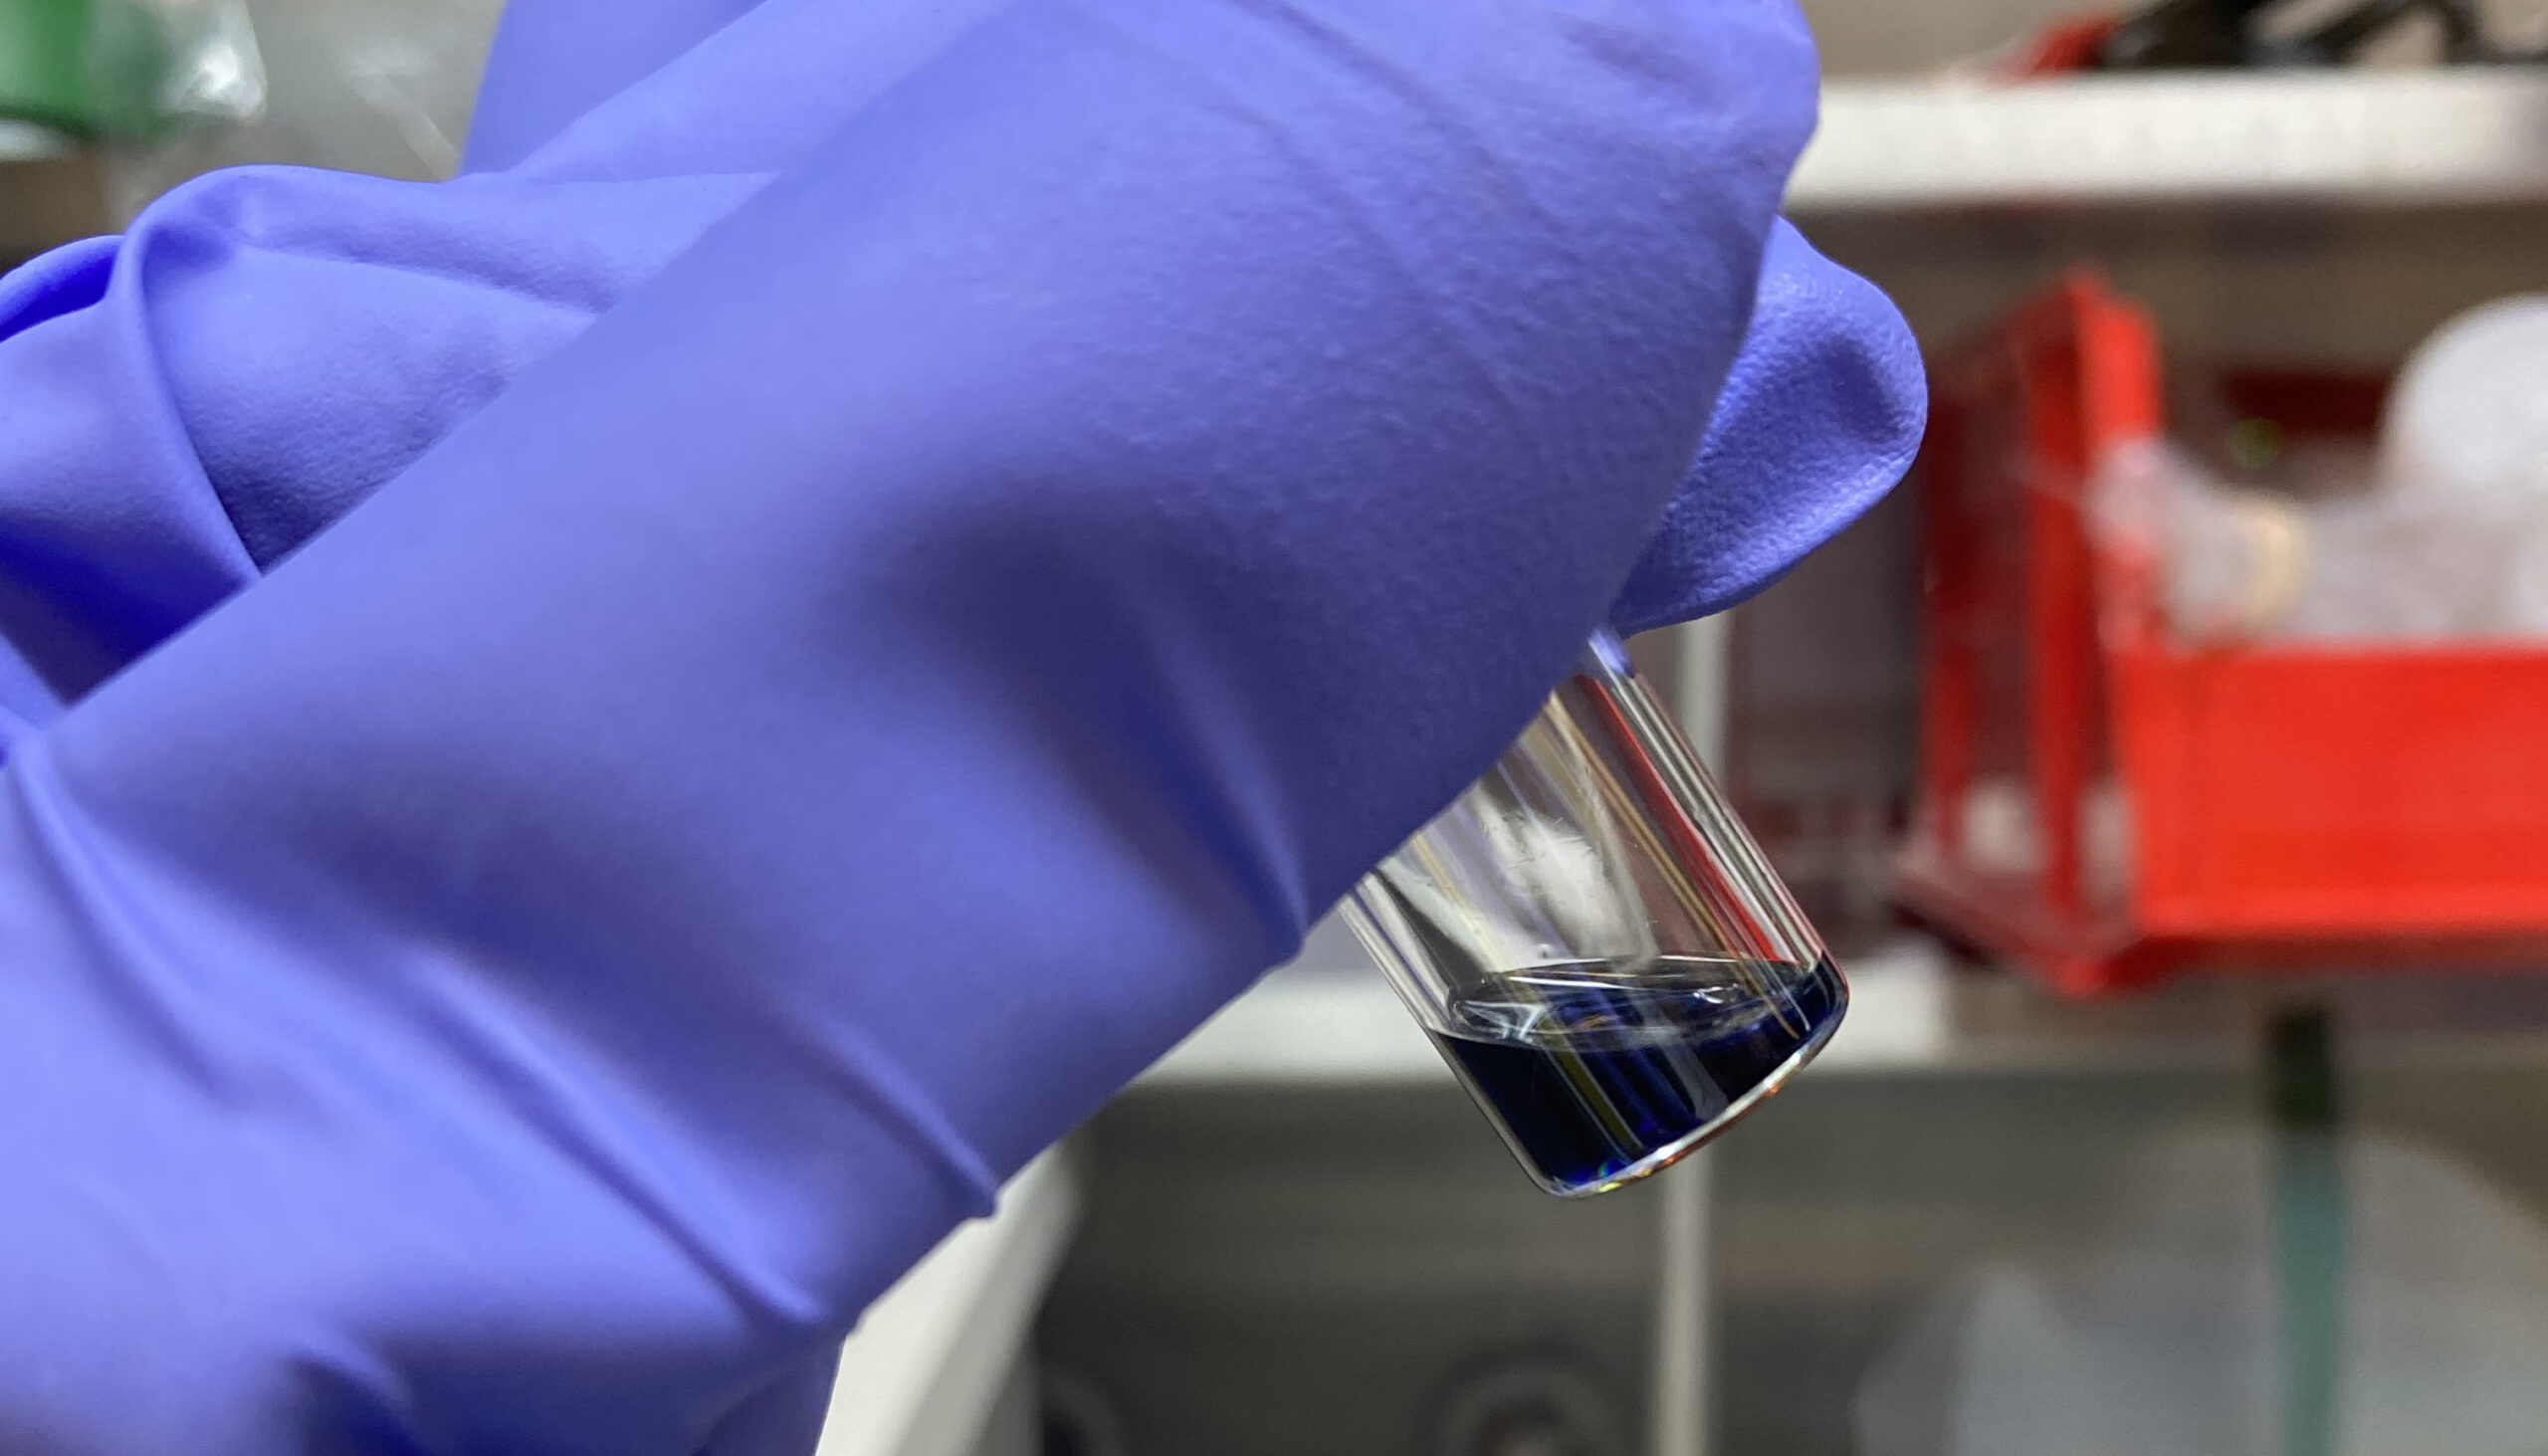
0 0 1918 731
0 0 1922 1452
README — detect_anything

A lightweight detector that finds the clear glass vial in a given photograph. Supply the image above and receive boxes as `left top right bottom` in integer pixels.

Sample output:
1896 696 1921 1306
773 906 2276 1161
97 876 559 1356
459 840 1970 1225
1342 629 1846 1196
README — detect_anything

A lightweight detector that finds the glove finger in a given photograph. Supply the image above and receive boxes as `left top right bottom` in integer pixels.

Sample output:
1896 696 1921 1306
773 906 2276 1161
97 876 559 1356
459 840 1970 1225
471 0 1009 179
1609 219 1925 636
463 0 767 173
504 0 1017 182
0 0 1020 729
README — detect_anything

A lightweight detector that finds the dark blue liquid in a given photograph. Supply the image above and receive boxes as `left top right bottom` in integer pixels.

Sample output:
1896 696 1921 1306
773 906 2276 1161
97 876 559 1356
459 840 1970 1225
1429 956 1845 1195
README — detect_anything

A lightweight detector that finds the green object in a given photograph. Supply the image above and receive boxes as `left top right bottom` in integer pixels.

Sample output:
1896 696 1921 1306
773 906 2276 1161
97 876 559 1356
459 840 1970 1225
2267 1007 2346 1456
0 0 87 134
0 0 178 140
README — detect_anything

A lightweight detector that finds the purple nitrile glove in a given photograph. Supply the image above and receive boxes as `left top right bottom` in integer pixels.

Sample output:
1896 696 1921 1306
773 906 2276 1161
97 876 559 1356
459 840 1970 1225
0 0 998 725
462 0 766 173
1612 215 1925 632
0 0 1923 1450
0 0 1919 734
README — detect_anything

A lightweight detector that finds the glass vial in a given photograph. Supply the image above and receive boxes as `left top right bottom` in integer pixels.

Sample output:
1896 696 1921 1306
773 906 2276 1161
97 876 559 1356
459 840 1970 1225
1342 628 1846 1196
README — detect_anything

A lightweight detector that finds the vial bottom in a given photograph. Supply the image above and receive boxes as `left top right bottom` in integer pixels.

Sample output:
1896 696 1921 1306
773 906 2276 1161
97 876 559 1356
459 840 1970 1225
1427 954 1847 1196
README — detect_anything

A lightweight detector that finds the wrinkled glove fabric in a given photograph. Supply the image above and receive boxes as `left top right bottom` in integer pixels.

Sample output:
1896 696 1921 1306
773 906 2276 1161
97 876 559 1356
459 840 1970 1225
0 0 1922 1449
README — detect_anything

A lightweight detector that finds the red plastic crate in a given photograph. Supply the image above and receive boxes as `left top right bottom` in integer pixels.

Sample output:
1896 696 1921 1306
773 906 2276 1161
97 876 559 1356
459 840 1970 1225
1897 273 2548 993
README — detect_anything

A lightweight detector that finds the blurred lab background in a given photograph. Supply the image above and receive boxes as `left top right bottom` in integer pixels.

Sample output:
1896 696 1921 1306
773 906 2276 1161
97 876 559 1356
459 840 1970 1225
17 1 2548 1452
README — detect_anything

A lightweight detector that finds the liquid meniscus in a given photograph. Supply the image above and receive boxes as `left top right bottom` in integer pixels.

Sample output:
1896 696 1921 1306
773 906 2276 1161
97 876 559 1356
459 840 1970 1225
1428 954 1846 1196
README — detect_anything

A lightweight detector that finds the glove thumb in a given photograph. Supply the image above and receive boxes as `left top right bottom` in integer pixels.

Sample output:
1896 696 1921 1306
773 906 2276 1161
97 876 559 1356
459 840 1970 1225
1611 219 1925 636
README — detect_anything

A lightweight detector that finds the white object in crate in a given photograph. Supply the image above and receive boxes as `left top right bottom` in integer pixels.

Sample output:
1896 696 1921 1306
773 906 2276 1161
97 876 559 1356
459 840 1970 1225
2095 295 2548 643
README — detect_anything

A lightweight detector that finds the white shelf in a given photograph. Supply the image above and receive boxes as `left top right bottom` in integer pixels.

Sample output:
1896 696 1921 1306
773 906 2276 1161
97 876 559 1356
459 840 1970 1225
1790 71 2548 212
1137 932 1970 1090
1139 924 2548 1090
1139 959 1445 1089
